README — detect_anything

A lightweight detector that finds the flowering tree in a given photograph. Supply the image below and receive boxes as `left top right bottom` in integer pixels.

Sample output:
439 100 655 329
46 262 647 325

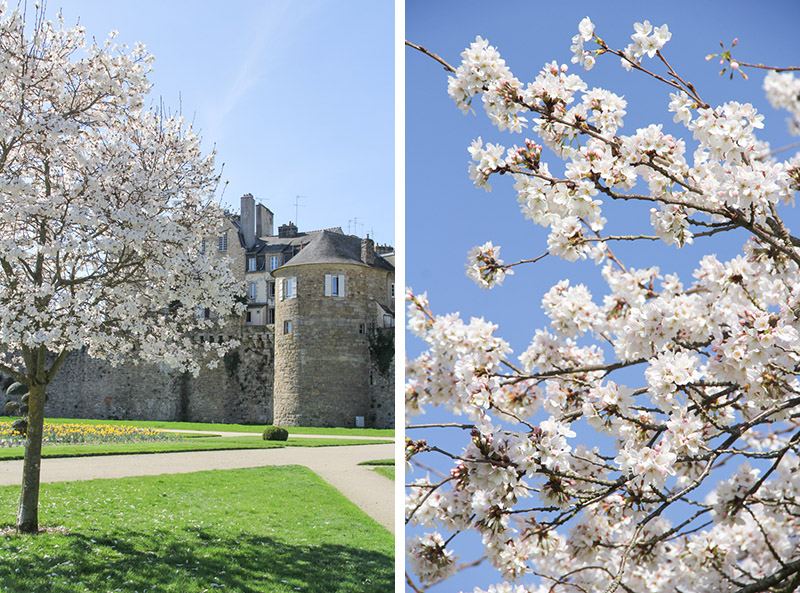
0 4 241 532
406 17 800 593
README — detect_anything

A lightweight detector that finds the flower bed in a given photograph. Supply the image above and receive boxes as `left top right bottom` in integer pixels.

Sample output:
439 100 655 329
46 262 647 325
0 422 178 448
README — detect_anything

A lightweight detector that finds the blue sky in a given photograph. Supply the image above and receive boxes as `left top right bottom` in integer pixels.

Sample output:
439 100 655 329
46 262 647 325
41 0 395 246
406 1 799 590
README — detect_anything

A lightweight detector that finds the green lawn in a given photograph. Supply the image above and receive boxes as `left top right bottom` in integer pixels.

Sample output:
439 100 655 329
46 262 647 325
0 417 394 438
0 436 392 461
358 459 394 481
0 466 393 592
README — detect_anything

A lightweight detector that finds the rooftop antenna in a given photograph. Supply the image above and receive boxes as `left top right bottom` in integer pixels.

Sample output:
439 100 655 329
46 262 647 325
294 195 305 228
352 217 359 237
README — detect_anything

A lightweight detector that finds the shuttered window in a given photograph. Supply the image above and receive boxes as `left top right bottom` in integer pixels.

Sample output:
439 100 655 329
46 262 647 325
280 276 297 300
324 274 346 297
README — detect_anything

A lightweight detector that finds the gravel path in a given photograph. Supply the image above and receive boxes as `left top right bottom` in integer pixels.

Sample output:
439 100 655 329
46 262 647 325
0 441 395 533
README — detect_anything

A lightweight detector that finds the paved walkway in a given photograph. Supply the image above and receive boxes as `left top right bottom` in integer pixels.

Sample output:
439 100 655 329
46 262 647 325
0 439 395 533
165 428 389 441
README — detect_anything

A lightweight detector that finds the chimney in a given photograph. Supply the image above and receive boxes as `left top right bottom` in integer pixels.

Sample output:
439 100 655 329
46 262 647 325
256 204 273 237
361 237 375 265
240 193 255 248
278 221 298 238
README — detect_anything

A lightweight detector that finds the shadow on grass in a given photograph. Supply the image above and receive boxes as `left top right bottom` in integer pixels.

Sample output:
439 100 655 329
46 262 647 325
0 526 392 593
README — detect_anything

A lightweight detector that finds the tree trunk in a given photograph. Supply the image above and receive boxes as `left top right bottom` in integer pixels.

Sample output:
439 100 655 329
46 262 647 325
17 382 46 533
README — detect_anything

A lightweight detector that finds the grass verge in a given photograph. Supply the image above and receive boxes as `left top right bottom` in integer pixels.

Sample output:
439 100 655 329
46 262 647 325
0 417 393 438
0 466 392 592
0 436 391 461
358 459 394 481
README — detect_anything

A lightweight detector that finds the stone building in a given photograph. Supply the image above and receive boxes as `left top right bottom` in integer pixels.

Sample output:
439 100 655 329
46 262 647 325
272 231 395 427
1 194 395 429
226 193 396 427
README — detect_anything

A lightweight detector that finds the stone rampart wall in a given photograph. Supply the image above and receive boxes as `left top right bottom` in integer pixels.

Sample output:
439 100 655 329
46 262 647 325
1 323 394 429
369 349 395 430
30 326 274 425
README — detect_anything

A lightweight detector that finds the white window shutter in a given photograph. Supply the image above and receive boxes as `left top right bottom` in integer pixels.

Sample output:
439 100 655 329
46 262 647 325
291 276 297 297
339 275 346 297
278 278 283 301
324 274 332 296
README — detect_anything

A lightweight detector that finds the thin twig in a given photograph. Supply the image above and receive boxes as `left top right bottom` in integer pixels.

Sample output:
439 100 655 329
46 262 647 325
406 41 456 73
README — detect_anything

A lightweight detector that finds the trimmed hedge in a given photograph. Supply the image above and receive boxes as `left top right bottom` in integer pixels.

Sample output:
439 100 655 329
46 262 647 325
262 426 289 441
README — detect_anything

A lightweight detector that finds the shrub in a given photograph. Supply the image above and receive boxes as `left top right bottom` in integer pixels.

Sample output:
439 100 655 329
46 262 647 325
262 426 289 441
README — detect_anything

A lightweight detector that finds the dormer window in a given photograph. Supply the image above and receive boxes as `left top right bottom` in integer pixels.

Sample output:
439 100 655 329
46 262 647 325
270 255 280 271
247 256 257 272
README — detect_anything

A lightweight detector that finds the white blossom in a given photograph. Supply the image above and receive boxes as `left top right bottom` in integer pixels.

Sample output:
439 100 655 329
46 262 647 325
407 15 800 593
466 241 514 289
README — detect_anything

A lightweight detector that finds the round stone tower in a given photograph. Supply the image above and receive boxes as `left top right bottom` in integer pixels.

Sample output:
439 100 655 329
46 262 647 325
272 232 393 427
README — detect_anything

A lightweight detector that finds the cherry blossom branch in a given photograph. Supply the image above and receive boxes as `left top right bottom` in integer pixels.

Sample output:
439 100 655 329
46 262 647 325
407 423 476 430
406 21 800 592
599 186 800 265
405 41 456 73
504 252 550 268
596 40 708 107
727 428 800 517
732 558 800 593
499 358 647 385
405 573 425 593
406 475 457 524
582 234 661 243
655 49 707 105
742 506 787 569
760 141 800 158
724 59 800 73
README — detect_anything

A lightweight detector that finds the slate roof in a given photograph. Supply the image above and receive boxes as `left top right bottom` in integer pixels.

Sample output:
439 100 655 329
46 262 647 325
276 231 393 271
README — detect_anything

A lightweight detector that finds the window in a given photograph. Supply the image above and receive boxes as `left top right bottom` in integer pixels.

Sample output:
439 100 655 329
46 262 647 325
270 255 280 271
279 276 297 300
249 283 257 301
247 257 256 272
218 233 227 252
246 311 252 324
199 240 206 254
324 274 346 297
383 314 394 328
358 323 365 334
284 319 293 334
268 281 275 298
